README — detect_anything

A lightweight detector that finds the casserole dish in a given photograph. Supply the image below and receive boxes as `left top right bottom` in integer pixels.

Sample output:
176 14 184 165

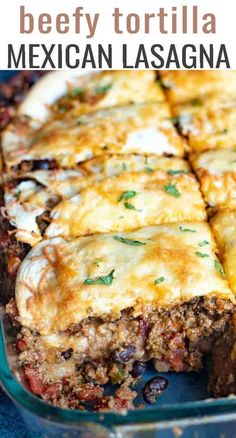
1 70 236 438
2 314 236 437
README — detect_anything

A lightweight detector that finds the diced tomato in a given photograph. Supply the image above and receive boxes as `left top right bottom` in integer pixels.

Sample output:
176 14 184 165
108 397 134 410
43 383 61 400
16 339 27 352
24 366 44 396
76 384 104 401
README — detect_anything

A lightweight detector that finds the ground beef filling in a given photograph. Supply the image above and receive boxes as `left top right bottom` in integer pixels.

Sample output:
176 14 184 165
6 297 233 410
0 71 45 130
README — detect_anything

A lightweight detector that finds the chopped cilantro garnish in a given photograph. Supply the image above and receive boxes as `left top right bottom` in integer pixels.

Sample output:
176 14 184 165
113 236 146 246
69 87 83 97
95 83 112 94
163 183 181 198
195 252 209 258
167 169 187 176
199 240 209 247
118 191 137 202
154 277 165 285
191 98 203 106
179 226 196 233
214 259 226 279
84 269 115 286
170 116 179 124
122 162 127 171
145 166 153 173
124 202 137 210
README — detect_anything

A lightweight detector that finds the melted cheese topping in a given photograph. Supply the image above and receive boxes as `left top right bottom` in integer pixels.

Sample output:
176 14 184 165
4 171 86 246
16 223 234 335
45 171 206 239
3 103 185 170
53 70 165 117
191 150 236 209
19 70 164 122
173 100 236 152
159 71 236 104
211 210 236 295
4 181 46 246
5 157 190 246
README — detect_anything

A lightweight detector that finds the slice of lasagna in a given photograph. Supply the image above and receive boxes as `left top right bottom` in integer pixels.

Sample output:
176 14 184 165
45 170 206 239
4 156 191 246
210 209 236 295
52 70 165 117
18 70 164 123
191 149 236 210
10 222 234 408
2 103 185 174
171 99 236 153
159 71 236 105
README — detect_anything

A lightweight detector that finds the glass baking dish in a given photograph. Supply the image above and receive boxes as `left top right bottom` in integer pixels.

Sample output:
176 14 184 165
1 71 236 437
1 309 236 438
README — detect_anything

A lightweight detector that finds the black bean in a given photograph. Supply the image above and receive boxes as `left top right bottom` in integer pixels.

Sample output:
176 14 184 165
61 348 73 360
142 376 168 404
31 330 40 337
33 159 58 171
46 195 61 210
36 212 50 234
0 94 11 107
112 345 136 364
131 361 147 378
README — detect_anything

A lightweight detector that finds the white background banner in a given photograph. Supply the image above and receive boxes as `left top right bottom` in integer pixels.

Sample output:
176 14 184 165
0 0 235 70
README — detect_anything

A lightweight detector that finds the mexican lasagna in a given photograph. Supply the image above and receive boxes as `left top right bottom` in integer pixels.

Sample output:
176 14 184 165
1 70 236 411
9 223 234 408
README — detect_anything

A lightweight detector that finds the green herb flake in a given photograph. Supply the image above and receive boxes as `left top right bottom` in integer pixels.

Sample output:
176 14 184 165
195 252 209 258
15 191 21 199
95 83 113 94
170 116 179 124
145 166 153 173
163 183 181 198
124 202 137 210
84 269 115 286
179 226 196 233
69 87 83 97
122 162 127 171
118 191 137 202
214 259 226 279
154 277 165 285
110 365 125 384
167 169 187 176
199 240 209 247
191 98 203 106
113 236 146 246
221 128 228 134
